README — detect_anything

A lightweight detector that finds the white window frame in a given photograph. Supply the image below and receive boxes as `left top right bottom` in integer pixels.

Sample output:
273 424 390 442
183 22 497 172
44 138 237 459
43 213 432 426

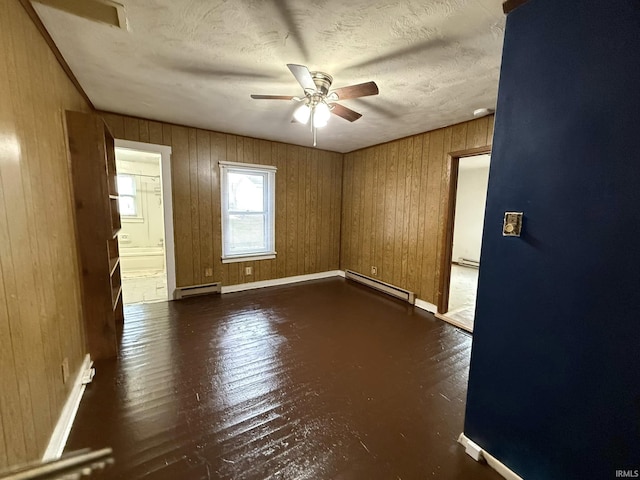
219 160 277 263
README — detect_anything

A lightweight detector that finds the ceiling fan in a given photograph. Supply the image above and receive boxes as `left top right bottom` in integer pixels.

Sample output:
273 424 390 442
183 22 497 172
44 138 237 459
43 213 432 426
251 64 379 147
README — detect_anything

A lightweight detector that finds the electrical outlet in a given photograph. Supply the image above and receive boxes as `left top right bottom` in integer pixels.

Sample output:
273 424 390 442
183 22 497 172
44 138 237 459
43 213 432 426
204 267 213 277
245 266 253 276
61 358 70 384
371 266 378 276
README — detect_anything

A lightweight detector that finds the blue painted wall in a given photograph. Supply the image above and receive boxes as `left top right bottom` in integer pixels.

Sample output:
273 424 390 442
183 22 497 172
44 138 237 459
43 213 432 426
464 1 640 478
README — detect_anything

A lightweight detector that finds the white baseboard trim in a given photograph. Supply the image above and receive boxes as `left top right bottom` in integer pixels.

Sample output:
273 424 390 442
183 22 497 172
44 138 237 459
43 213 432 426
42 354 94 461
414 298 438 314
458 433 523 480
221 270 345 294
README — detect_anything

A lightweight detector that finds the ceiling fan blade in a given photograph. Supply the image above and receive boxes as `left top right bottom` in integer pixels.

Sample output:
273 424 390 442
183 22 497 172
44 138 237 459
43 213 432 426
330 103 362 122
250 95 295 100
330 81 379 100
287 64 316 92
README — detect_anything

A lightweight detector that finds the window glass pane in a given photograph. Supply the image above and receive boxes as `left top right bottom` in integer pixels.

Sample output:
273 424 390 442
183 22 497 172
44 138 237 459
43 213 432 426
119 195 136 216
117 175 136 196
228 172 264 212
227 214 265 253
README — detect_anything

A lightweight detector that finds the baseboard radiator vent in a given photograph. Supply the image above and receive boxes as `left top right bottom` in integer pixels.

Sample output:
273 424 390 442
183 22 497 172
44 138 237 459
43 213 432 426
345 270 415 304
458 258 480 268
174 282 221 299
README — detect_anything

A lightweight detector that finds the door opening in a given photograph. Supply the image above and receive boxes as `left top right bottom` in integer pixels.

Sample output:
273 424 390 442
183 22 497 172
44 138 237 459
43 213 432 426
114 140 175 305
437 148 491 332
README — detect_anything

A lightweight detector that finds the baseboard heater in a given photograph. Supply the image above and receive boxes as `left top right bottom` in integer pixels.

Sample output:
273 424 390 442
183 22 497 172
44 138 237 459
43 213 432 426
458 258 480 268
174 282 221 299
345 270 415 304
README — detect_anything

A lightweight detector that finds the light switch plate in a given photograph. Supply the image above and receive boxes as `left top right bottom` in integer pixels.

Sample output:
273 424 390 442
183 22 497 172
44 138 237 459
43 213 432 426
503 212 523 237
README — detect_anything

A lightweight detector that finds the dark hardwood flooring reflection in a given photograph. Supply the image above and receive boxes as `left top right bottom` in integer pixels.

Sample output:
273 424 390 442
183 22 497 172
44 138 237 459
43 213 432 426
66 278 500 479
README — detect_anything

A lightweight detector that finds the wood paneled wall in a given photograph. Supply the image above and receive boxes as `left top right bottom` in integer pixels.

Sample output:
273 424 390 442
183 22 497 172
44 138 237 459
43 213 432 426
99 112 343 288
340 116 494 305
0 0 91 468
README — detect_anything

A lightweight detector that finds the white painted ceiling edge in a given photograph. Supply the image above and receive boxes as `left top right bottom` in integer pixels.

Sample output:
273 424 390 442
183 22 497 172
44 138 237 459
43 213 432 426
33 0 505 153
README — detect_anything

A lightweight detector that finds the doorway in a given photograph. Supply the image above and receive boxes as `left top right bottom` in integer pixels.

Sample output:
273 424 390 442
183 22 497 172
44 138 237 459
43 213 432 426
437 148 491 332
114 140 176 304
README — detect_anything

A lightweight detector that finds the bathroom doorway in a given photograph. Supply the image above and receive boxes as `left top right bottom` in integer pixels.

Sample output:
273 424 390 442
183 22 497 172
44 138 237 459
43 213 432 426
115 141 175 304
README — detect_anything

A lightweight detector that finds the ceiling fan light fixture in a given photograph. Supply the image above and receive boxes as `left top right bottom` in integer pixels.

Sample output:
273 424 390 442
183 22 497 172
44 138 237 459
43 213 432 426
313 102 331 128
294 103 311 124
251 64 378 147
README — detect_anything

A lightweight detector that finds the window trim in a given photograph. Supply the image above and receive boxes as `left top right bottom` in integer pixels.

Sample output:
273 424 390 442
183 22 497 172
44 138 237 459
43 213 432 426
219 161 277 263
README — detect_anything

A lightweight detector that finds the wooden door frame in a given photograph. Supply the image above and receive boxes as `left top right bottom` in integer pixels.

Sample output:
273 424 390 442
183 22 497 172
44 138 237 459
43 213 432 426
437 145 492 314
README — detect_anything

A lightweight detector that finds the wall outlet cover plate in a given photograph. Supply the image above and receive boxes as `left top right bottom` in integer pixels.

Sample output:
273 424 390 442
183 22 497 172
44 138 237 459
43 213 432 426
502 212 523 237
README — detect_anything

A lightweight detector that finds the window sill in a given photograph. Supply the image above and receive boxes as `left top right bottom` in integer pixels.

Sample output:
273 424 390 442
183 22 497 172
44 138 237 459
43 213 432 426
222 253 276 264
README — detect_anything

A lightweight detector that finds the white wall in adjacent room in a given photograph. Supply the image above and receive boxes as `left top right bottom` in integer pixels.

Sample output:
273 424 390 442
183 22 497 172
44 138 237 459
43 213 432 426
452 155 490 264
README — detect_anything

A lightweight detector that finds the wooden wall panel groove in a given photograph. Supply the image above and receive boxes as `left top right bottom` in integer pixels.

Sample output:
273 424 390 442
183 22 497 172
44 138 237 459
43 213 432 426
210 133 225 282
331 155 342 269
172 126 193 286
435 128 454 298
188 129 200 284
407 137 423 293
99 113 343 288
372 148 383 278
274 144 286 278
397 139 410 286
197 130 213 284
341 116 494 304
422 129 444 300
340 152 351 275
0 0 91 467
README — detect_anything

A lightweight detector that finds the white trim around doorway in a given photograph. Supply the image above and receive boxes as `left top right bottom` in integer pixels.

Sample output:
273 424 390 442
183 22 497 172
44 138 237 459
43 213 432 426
114 139 177 300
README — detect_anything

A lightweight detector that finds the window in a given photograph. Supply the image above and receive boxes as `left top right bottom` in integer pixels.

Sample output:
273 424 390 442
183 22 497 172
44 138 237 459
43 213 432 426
220 161 276 262
117 174 138 216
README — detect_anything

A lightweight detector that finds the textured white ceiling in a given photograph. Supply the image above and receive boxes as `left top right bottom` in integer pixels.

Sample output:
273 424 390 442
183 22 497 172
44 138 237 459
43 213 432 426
34 0 505 153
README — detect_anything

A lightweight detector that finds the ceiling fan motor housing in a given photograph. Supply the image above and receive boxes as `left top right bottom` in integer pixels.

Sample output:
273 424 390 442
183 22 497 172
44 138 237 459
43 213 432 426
310 71 333 96
250 64 376 143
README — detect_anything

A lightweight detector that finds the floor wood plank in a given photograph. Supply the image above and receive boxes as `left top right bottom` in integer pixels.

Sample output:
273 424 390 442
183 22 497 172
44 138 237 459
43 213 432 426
67 278 500 479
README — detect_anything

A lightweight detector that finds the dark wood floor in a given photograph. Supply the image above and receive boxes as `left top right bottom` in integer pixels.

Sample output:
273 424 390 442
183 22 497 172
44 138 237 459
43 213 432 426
67 278 500 479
